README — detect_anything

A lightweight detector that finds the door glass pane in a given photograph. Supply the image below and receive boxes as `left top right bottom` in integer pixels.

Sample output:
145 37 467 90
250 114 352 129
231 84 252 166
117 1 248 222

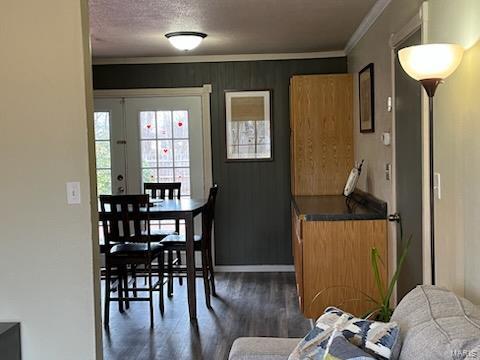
173 111 189 139
142 168 158 183
158 139 173 168
94 112 110 140
174 139 189 167
94 111 112 195
140 111 156 139
157 111 172 139
95 141 111 169
141 140 157 168
159 168 174 183
96 169 112 195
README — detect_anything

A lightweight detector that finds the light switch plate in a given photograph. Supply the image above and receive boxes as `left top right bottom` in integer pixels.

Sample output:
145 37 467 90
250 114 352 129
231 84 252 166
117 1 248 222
66 182 81 204
385 163 392 181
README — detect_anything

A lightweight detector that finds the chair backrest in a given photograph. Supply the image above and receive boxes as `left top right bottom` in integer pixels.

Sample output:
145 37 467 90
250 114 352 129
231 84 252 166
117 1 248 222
144 182 181 200
99 194 150 248
202 185 219 246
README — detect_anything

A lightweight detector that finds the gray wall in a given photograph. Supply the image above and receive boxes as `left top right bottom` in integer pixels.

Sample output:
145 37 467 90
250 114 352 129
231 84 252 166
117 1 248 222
347 0 423 296
93 58 347 265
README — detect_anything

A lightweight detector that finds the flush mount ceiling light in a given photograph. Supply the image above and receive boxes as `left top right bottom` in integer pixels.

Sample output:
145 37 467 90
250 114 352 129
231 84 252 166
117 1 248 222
165 31 207 51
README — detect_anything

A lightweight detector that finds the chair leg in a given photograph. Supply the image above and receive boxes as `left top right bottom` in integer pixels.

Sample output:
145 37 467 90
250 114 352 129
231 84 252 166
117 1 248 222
147 262 154 328
104 266 111 327
201 250 211 309
117 268 124 313
123 266 130 310
207 248 217 297
176 250 183 286
132 264 137 298
167 250 174 297
158 255 164 315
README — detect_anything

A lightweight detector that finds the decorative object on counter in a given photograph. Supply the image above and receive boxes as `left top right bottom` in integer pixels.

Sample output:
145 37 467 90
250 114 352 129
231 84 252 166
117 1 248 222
398 43 464 285
343 160 364 197
225 90 272 161
288 307 401 360
359 63 375 133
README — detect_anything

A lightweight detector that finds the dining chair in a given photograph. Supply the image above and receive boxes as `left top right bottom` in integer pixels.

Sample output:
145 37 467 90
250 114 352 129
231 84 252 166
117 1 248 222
160 184 218 307
144 182 183 291
99 194 164 328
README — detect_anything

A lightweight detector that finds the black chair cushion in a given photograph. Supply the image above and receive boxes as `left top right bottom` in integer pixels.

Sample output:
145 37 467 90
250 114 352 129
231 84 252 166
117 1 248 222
110 242 163 256
160 234 202 245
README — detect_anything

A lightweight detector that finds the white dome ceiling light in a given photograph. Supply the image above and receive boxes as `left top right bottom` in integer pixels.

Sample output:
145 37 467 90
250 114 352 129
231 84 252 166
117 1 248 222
165 31 207 51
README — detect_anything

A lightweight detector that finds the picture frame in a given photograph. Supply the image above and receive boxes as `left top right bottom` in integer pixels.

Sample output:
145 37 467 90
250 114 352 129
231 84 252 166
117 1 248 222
225 90 273 161
359 63 375 133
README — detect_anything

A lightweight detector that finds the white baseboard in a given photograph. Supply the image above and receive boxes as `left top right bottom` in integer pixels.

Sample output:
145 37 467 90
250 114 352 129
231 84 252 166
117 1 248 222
214 265 294 272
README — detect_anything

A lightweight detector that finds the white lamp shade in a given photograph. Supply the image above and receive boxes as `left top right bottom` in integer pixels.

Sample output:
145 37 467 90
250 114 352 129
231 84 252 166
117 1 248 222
398 43 464 81
165 32 207 51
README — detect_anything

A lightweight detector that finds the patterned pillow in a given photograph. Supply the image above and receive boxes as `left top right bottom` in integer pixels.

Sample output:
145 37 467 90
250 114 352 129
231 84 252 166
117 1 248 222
324 334 376 360
288 307 401 360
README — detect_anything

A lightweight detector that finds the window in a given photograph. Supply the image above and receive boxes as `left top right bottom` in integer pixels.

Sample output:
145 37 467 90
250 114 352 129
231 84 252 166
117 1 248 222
226 90 272 160
94 112 112 195
139 110 191 197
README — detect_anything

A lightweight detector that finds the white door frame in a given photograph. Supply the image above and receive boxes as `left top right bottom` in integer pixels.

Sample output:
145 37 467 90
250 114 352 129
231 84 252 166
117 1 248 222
389 6 428 304
93 85 214 198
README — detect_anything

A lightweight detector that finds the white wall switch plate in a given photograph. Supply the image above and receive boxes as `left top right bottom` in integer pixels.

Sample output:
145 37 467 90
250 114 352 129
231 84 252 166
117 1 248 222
381 132 391 146
66 182 81 204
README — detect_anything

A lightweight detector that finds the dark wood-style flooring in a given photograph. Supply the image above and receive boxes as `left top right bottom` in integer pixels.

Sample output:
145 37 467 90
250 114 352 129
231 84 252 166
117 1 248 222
102 272 311 360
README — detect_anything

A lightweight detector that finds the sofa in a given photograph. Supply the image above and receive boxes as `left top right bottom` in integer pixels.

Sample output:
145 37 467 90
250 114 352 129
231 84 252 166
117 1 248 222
229 285 480 360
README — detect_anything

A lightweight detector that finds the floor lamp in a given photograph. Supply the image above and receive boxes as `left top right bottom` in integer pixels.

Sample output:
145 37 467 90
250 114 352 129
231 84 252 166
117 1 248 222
398 43 464 285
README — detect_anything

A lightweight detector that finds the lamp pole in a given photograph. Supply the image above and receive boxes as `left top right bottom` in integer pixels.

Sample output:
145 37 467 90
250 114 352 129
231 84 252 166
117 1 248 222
398 43 463 288
420 79 441 285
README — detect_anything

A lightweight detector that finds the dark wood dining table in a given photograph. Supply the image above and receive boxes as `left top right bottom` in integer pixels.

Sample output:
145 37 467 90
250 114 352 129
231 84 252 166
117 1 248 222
99 197 208 321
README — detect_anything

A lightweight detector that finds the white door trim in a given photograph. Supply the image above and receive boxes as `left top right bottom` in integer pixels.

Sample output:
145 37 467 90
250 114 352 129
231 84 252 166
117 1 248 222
389 7 424 304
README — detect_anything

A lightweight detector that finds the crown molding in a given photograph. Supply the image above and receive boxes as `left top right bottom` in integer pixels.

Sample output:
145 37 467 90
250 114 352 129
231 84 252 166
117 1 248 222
344 0 393 54
92 50 346 65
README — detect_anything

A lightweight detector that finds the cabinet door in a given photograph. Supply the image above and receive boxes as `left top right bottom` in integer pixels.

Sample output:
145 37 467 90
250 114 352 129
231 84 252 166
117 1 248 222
290 74 354 196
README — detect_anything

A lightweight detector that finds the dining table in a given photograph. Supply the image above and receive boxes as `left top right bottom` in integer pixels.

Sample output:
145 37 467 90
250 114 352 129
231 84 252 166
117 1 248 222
99 197 208 321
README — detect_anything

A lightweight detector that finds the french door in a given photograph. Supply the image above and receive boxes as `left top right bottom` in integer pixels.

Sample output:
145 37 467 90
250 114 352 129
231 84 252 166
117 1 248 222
93 95 205 200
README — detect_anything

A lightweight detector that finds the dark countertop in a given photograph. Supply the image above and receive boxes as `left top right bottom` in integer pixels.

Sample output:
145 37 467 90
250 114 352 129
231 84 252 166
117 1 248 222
292 190 387 221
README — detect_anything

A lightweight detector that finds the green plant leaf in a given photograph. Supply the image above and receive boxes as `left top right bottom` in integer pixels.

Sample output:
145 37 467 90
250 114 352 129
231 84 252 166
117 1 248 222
383 234 412 307
371 247 385 303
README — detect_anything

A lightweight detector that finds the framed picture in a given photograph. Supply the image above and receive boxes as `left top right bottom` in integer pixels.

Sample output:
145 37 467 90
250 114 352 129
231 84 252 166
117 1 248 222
359 63 375 133
225 90 273 161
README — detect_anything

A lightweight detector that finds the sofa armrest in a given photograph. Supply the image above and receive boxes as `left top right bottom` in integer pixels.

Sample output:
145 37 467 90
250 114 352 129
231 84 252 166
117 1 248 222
229 337 300 360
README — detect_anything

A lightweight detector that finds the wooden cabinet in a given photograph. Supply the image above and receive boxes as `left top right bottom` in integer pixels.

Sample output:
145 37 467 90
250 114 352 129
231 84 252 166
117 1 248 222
290 74 354 196
292 208 387 318
290 74 387 319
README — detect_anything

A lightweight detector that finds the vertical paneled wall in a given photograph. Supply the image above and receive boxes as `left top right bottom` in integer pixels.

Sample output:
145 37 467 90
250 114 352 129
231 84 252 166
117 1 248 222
93 58 347 265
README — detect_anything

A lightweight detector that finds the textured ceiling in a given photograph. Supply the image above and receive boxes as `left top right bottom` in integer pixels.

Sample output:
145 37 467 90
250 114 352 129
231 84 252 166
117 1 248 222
89 0 377 59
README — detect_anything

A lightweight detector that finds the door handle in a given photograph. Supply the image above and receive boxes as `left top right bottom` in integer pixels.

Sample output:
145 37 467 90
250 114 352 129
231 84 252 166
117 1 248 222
118 186 125 193
388 212 401 223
